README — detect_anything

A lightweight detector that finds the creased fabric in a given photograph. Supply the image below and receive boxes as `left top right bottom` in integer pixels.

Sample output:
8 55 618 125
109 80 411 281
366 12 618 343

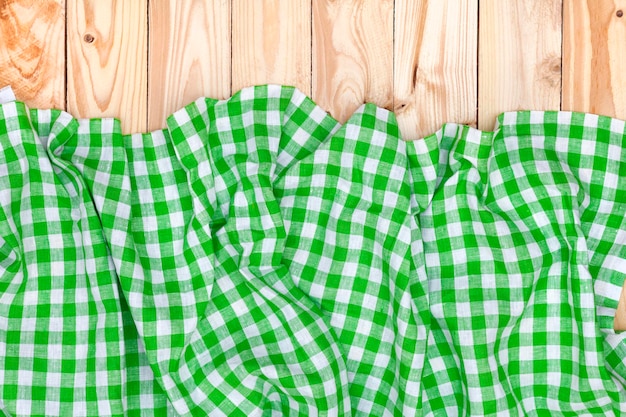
1 85 626 416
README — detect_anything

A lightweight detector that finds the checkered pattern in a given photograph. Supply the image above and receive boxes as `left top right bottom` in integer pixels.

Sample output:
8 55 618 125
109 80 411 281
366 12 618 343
0 86 626 416
0 103 172 416
409 112 626 416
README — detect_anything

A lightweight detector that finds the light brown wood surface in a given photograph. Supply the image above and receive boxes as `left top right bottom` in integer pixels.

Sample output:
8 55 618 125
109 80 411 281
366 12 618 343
67 0 148 134
563 0 626 118
615 283 626 331
478 0 562 131
312 0 393 123
3 0 626 329
5 0 626 136
394 0 478 139
0 0 65 109
232 0 311 95
148 0 231 131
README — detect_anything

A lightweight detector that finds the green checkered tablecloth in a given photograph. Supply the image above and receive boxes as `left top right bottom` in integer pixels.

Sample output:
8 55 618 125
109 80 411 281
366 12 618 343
1 84 626 416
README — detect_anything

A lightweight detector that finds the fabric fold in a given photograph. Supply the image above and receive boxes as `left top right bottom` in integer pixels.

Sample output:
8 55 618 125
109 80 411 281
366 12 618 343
1 85 626 416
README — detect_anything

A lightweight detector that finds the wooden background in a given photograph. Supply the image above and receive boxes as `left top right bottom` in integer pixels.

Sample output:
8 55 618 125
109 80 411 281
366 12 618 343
1 0 626 139
2 0 626 328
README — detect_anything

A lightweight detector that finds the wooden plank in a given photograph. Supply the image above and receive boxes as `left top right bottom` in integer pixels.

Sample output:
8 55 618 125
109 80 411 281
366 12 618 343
231 0 311 95
615 283 626 331
67 0 148 134
478 0 562 131
562 0 626 118
312 0 393 124
148 0 230 131
394 0 478 139
0 0 65 109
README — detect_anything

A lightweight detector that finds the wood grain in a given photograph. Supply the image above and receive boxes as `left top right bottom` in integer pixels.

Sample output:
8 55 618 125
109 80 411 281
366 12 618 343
231 0 311 95
67 0 148 134
615 282 626 331
148 0 230 131
0 0 65 109
562 0 626 118
312 0 393 124
394 0 477 139
478 0 562 130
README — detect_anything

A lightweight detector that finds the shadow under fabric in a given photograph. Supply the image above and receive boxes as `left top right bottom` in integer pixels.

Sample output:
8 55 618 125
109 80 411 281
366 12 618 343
0 85 625 416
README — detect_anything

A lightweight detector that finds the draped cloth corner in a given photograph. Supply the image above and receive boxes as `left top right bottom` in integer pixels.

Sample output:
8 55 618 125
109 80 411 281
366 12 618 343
1 84 626 416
